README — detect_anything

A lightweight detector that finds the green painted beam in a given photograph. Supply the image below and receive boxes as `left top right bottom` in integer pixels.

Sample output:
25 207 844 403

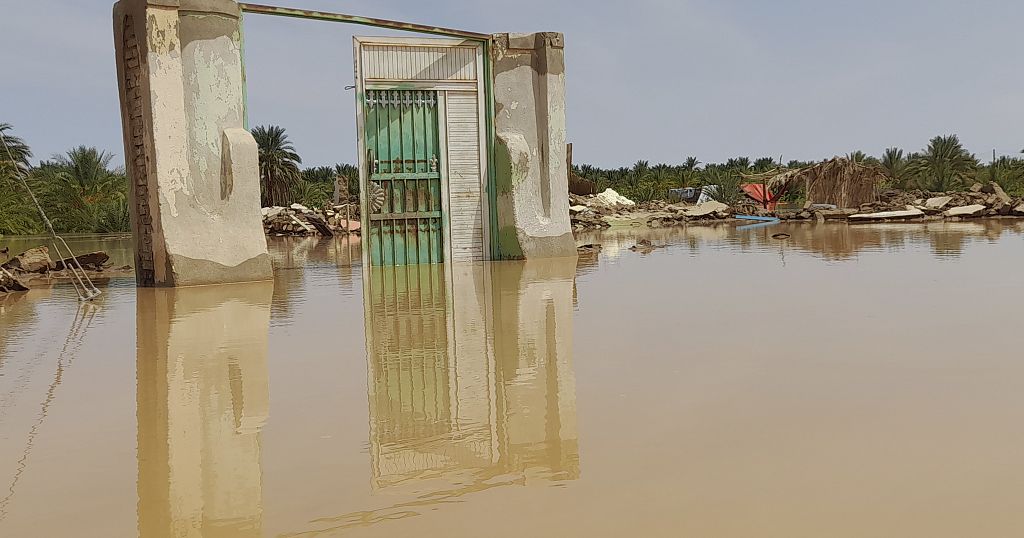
238 3 491 41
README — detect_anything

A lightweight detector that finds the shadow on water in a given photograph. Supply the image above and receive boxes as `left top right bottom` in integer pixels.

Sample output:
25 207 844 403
131 255 580 536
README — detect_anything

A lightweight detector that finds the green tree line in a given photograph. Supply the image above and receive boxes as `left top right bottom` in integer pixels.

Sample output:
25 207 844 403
1 123 129 235
574 135 1024 203
4 122 1022 236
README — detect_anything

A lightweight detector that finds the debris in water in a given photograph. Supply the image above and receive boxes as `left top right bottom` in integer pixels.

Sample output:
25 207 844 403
629 239 665 254
1 246 53 273
771 233 791 240
1 268 29 293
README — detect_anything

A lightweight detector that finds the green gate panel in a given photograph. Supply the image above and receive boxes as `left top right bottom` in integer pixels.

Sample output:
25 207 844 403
365 90 443 266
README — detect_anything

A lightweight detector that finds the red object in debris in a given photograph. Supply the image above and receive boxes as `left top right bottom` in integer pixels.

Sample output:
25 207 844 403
741 183 781 210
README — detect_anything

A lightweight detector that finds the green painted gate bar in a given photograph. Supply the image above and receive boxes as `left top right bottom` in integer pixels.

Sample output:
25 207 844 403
365 90 444 266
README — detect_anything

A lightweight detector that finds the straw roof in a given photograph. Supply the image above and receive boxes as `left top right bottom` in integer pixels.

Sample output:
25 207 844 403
744 157 886 208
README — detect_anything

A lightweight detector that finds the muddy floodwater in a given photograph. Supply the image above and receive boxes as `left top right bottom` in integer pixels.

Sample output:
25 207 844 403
1 220 1024 537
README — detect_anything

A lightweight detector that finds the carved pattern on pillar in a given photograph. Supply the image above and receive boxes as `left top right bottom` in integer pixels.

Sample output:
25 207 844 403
122 15 156 286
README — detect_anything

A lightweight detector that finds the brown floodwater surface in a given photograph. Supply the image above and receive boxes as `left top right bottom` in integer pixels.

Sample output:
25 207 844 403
1 222 1023 537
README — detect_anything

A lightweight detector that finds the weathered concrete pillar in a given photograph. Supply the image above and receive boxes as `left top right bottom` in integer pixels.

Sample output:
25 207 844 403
113 0 271 286
491 33 577 259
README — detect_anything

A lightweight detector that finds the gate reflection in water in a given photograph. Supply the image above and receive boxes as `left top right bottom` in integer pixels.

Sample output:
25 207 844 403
136 283 273 538
364 258 580 494
133 257 579 536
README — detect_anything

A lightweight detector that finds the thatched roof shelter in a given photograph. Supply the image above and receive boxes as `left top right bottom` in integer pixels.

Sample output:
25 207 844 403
745 158 886 208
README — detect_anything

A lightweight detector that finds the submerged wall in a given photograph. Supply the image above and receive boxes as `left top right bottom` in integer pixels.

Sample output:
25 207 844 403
491 33 576 259
113 0 271 286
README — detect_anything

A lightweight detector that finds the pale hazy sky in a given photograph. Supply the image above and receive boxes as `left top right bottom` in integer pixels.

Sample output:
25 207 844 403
3 0 1022 169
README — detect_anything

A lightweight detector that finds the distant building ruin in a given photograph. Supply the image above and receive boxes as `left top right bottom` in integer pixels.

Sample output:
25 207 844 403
113 0 574 287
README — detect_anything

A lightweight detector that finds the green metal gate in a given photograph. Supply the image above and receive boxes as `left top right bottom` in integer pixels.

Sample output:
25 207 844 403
364 89 444 266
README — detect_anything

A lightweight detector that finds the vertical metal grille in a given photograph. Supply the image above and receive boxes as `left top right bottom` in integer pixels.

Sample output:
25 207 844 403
365 89 443 266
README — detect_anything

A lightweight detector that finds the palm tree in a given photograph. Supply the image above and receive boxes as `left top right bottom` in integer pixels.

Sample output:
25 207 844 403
682 156 701 172
753 156 777 172
0 123 32 172
34 146 129 232
630 160 651 179
725 157 751 171
907 135 977 192
0 123 44 234
704 168 744 205
335 163 359 197
289 179 330 209
252 125 302 206
881 147 910 188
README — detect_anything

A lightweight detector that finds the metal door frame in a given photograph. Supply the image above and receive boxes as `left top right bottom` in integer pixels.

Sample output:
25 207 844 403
237 5 502 261
353 36 490 269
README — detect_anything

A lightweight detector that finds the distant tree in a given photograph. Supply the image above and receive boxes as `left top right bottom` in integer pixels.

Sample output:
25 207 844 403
252 125 302 206
704 168 744 205
289 179 330 209
0 123 32 172
725 156 751 171
846 150 880 165
682 156 701 172
906 135 977 192
881 147 910 188
34 146 129 232
0 122 41 234
335 163 359 198
631 160 651 178
752 156 777 172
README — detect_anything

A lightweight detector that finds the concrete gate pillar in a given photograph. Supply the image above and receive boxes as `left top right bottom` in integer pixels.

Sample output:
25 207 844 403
113 0 271 287
491 33 576 259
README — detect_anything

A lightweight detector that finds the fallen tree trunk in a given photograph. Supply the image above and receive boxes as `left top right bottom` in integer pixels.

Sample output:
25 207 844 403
53 251 110 271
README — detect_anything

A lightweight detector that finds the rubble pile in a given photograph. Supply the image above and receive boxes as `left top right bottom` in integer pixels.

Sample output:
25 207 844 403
262 204 361 236
569 181 1023 233
569 188 738 231
569 190 631 231
780 182 1024 223
1 246 127 292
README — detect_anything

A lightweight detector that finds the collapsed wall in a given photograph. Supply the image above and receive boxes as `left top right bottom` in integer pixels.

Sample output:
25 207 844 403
113 0 271 286
491 33 576 259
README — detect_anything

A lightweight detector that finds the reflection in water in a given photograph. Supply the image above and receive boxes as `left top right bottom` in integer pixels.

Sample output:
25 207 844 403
267 236 362 321
130 259 579 536
576 219 1024 273
0 302 98 521
330 259 579 528
136 283 273 538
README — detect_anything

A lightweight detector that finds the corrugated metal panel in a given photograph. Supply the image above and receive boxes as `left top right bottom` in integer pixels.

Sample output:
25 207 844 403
362 45 477 82
445 91 484 262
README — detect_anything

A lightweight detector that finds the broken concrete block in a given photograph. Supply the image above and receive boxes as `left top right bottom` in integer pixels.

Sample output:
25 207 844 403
991 183 1013 205
685 201 730 218
849 207 925 221
943 204 987 218
925 196 953 210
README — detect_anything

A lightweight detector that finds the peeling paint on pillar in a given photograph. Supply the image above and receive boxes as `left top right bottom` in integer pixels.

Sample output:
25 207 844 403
113 0 271 286
490 32 575 259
